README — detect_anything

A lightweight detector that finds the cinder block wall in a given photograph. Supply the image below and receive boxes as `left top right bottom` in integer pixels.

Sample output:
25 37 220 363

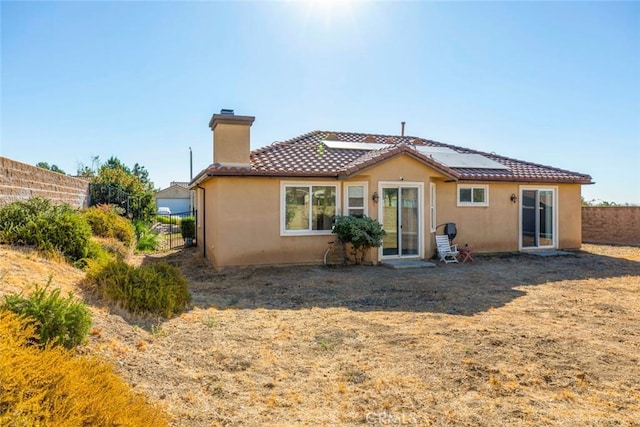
582 206 640 246
0 157 90 209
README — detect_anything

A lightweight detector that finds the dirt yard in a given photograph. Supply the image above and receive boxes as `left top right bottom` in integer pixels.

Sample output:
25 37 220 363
1 244 639 426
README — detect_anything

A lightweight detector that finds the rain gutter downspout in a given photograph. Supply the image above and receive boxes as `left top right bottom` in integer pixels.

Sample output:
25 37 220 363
196 184 206 258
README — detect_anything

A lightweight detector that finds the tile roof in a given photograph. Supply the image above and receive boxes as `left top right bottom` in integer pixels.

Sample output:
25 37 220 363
197 131 592 184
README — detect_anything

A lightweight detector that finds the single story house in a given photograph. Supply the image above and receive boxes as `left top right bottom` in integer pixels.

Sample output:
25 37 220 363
155 181 192 214
191 110 592 268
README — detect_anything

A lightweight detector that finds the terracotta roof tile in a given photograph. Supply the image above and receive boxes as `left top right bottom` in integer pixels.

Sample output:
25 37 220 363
202 130 592 184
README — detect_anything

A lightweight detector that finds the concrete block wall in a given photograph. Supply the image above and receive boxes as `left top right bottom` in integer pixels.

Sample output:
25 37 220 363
582 206 640 246
0 157 90 209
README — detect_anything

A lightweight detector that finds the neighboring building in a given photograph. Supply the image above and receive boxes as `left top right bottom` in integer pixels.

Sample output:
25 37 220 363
191 110 592 268
154 181 192 214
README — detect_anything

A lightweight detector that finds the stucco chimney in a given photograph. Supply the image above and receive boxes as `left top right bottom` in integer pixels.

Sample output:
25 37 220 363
208 109 255 168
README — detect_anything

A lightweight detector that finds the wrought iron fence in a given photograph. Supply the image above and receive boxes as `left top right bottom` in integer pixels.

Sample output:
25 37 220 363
88 183 143 218
150 210 197 250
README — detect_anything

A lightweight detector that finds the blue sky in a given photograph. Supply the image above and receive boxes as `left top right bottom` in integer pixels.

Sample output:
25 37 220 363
1 1 639 204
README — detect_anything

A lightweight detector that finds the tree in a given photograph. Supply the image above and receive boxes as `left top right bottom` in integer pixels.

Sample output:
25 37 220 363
76 156 101 178
91 156 155 218
36 162 66 175
76 163 95 178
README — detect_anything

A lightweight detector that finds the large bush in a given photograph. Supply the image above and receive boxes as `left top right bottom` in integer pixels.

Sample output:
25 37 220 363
0 311 168 426
332 215 386 265
2 281 92 349
86 260 191 318
0 198 92 262
82 205 135 247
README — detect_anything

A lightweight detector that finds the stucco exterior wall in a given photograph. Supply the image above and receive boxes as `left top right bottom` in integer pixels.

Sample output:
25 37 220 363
0 156 89 209
213 123 251 166
199 177 340 267
196 154 585 268
557 184 582 249
434 182 521 254
582 206 640 246
435 182 582 254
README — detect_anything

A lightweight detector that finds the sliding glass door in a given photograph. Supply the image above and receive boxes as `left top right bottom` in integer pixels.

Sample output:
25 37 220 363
381 185 420 257
521 188 555 249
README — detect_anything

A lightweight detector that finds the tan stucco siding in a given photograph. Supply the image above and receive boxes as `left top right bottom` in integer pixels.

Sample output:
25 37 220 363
435 182 583 254
435 182 521 254
557 184 582 249
195 153 585 267
203 177 341 267
213 123 251 166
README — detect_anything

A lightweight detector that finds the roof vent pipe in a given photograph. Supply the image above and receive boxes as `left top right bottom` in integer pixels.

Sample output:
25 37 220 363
401 121 406 136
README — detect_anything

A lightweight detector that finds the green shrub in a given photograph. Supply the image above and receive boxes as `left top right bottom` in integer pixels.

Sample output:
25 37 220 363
0 311 168 426
86 260 191 318
133 220 159 252
332 215 386 265
136 232 159 252
2 280 92 349
180 217 195 240
75 240 116 270
0 198 92 262
82 205 135 247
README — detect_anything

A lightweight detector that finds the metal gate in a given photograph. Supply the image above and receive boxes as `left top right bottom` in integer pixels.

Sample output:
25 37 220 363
151 210 197 250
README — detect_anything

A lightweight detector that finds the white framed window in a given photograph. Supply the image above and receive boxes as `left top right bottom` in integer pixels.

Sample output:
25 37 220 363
344 182 368 217
281 182 339 235
429 182 436 232
457 184 489 207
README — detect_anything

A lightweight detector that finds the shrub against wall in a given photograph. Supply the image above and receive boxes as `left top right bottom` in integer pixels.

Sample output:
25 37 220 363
0 311 168 427
332 215 386 265
82 204 135 247
0 197 92 262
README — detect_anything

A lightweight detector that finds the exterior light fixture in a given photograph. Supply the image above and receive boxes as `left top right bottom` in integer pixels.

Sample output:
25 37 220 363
510 193 518 204
372 192 380 203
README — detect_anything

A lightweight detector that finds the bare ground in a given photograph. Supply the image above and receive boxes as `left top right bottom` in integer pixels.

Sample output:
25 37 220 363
1 244 639 426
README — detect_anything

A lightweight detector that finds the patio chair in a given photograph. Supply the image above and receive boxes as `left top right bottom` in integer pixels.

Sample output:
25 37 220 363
435 234 459 264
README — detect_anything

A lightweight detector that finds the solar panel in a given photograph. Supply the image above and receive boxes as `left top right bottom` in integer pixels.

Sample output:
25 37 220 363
417 149 509 170
322 140 388 150
415 146 457 154
322 140 509 170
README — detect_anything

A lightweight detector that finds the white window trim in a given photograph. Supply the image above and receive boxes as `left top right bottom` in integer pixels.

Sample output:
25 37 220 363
343 182 368 217
429 182 437 232
280 181 340 236
457 184 489 207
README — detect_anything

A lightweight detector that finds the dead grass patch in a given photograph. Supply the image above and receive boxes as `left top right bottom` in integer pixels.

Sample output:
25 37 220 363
1 243 638 426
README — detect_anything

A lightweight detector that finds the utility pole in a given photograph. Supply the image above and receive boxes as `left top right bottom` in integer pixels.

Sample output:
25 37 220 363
189 147 193 181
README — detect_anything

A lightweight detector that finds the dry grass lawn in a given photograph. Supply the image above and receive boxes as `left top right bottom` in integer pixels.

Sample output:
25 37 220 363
1 243 639 426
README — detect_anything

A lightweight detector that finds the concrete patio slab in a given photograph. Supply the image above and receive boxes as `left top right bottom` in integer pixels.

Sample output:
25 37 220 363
381 259 437 269
528 250 574 257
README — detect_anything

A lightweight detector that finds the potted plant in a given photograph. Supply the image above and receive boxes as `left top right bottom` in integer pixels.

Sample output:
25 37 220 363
180 216 196 247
